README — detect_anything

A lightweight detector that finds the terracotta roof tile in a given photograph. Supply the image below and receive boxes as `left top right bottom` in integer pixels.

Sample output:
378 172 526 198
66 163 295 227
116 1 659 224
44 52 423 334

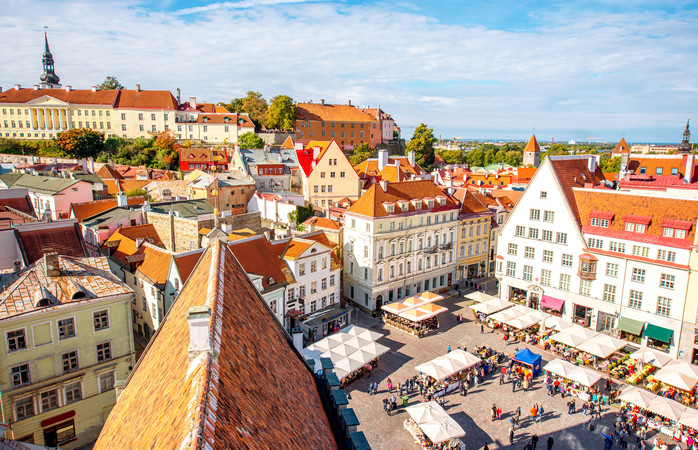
459 190 493 216
0 195 33 215
296 102 378 123
348 180 459 218
17 222 86 264
354 157 426 180
524 135 540 153
282 240 313 260
173 250 205 283
104 224 163 265
95 241 336 449
134 244 173 286
96 164 124 180
549 156 608 225
227 236 290 289
0 88 118 105
71 196 146 222
302 217 342 230
103 179 151 196
614 138 631 154
113 90 178 110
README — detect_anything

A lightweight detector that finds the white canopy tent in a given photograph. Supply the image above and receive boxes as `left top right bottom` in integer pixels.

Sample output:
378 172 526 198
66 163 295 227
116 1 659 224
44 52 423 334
679 408 698 430
464 291 497 303
415 350 482 381
470 298 513 315
618 386 656 410
645 396 687 421
405 401 449 424
653 370 698 391
405 401 465 444
543 359 578 379
541 316 575 332
543 358 602 386
629 349 672 369
576 334 627 358
549 326 599 348
505 309 551 330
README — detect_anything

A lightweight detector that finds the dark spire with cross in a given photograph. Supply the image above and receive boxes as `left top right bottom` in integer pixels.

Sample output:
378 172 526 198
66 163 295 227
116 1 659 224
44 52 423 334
39 27 61 88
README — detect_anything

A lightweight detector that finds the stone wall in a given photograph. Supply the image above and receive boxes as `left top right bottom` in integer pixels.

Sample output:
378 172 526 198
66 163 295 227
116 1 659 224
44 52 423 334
257 131 296 146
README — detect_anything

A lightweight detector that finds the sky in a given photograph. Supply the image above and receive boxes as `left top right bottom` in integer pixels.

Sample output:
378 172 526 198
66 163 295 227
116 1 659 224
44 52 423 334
2 0 698 143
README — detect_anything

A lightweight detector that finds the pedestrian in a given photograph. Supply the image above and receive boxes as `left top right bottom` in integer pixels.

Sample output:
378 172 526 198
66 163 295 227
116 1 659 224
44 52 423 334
547 436 554 450
595 403 602 419
387 378 393 392
537 404 544 423
531 434 539 450
512 377 517 392
497 406 502 420
447 345 451 353
606 377 612 391
515 407 521 426
367 383 372 395
509 426 514 445
491 404 497 421
601 432 613 450
480 323 484 334
500 371 505 385
373 382 378 395
568 399 576 415
383 397 388 413
510 416 516 429
589 415 596 431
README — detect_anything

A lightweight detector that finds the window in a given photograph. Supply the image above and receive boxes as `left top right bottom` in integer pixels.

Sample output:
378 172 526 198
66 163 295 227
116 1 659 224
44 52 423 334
299 285 306 297
559 274 571 291
311 281 318 294
676 229 686 239
631 268 646 283
603 284 616 303
322 257 328 270
543 250 553 263
523 265 533 281
561 254 573 267
628 290 643 309
508 243 517 255
544 211 554 223
609 241 626 253
672 167 679 176
635 224 646 233
657 249 677 262
632 245 650 257
151 113 156 121
340 171 346 178
541 269 551 286
542 230 553 241
540 191 547 199
40 390 58 412
588 238 603 249
506 261 516 277
62 351 79 373
524 246 535 259
311 261 317 273
99 371 115 393
656 167 663 175
57 318 75 340
7 329 26 352
299 263 305 276
625 223 634 232
11 364 30 387
656 296 672 316
64 382 82 404
579 279 592 296
14 396 34 420
138 113 143 120
660 274 675 289
96 341 112 362
93 310 109 330
515 225 525 237
529 228 539 239
556 232 567 244
530 209 540 221
605 263 619 277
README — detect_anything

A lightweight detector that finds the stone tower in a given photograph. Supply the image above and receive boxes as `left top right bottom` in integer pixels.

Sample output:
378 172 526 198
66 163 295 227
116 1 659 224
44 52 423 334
678 119 691 154
522 135 541 168
39 32 61 89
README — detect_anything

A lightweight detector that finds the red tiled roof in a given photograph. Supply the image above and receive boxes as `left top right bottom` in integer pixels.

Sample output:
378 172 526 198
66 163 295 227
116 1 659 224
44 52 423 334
348 180 459 218
614 138 631 154
96 164 124 180
0 88 118 105
516 167 537 183
661 219 692 230
459 190 492 217
227 236 290 289
104 224 163 265
103 179 150 196
113 90 178 110
524 135 540 153
173 250 204 283
624 215 652 225
134 244 173 285
302 216 342 230
296 141 334 177
17 222 86 264
0 195 33 215
549 156 608 225
626 156 685 178
71 196 146 222
296 102 378 123
590 211 615 220
95 241 337 449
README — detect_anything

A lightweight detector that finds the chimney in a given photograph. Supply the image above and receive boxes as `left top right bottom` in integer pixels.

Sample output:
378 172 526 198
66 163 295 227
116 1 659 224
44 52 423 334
136 84 141 92
14 84 21 91
587 155 598 173
320 99 325 106
378 148 388 171
348 99 352 106
44 253 60 277
81 158 88 173
292 327 304 354
13 260 21 273
189 96 197 108
91 86 97 92
313 146 321 160
117 191 128 207
686 154 695 184
187 306 211 362
65 86 71 92
408 150 416 167
380 179 388 191
176 88 181 103
33 85 39 91
89 156 95 174
0 87 3 93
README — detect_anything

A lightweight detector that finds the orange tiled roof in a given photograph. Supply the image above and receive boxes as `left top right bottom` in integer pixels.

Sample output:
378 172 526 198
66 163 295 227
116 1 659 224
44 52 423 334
459 190 493 217
491 188 523 204
96 164 124 181
0 256 131 319
103 179 150 196
296 102 378 123
113 90 178 110
300 231 341 267
549 156 608 225
626 156 684 176
94 240 336 450
348 180 458 218
105 224 163 265
71 196 146 222
17 222 86 264
0 88 118 105
516 167 537 183
614 138 631 154
134 243 173 286
227 236 290 289
282 240 313 260
302 216 342 230
354 157 426 180
575 189 698 249
280 136 296 149
173 250 205 283
524 135 540 153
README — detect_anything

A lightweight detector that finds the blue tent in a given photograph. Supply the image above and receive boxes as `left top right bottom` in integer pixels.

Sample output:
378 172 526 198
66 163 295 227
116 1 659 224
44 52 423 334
513 348 542 377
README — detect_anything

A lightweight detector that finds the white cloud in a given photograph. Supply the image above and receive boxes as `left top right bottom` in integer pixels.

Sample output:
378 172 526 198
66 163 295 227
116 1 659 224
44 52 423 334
0 0 697 141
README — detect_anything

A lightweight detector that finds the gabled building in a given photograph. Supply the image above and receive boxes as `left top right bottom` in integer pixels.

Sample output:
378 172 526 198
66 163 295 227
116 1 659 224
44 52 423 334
174 98 255 143
94 240 338 449
0 174 93 220
354 149 429 185
80 207 144 257
0 253 135 447
70 195 146 222
295 100 385 148
14 220 87 265
453 189 494 281
343 180 460 312
178 147 230 172
100 223 164 278
296 140 362 208
230 145 299 192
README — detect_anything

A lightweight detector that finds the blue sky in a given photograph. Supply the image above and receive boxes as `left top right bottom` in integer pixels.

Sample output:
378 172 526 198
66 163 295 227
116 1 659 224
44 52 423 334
2 0 698 143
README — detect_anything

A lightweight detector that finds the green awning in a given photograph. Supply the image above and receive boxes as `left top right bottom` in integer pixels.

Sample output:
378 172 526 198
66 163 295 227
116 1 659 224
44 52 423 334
643 323 673 343
617 316 645 336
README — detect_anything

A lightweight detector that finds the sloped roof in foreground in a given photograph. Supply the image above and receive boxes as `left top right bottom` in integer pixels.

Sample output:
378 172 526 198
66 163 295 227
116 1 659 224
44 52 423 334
95 239 336 449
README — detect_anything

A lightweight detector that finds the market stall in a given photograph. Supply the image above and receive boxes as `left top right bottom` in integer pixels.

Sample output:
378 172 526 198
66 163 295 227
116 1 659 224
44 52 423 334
541 316 574 332
513 348 543 378
543 358 604 401
469 298 513 316
381 293 448 338
419 291 445 303
576 334 627 359
302 325 390 386
404 401 465 449
415 350 483 397
464 291 497 303
629 349 672 369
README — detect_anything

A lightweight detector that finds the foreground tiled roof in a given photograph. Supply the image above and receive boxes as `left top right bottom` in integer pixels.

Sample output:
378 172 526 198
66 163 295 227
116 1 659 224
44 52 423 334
16 221 86 264
95 240 336 449
459 190 494 217
227 235 293 289
0 255 131 319
104 224 163 265
134 243 173 286
173 249 205 283
0 195 33 215
575 189 698 249
548 156 608 225
72 196 146 222
348 180 458 218
296 102 378 123
302 216 342 230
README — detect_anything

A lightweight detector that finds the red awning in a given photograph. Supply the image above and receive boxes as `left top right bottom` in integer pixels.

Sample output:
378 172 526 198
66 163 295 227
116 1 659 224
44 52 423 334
40 410 75 428
286 309 303 317
540 295 565 311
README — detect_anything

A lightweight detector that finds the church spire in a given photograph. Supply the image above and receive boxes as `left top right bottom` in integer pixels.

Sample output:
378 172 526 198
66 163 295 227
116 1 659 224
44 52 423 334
39 30 61 89
679 119 691 153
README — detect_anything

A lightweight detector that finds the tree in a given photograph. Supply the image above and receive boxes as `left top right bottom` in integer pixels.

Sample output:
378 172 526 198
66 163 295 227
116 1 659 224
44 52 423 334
349 143 373 165
504 150 523 167
241 91 268 126
218 98 244 113
238 132 265 149
153 130 180 169
54 128 104 158
542 143 570 159
264 95 296 130
289 204 315 227
601 156 621 173
439 149 464 164
465 148 485 167
97 76 124 90
405 123 436 168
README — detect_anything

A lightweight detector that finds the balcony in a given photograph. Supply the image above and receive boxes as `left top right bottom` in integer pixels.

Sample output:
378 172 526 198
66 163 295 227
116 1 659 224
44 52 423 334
424 246 438 254
578 254 598 280
440 242 453 250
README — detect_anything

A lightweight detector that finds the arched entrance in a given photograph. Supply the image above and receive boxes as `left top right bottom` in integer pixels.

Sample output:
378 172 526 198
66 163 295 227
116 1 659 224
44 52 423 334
375 294 384 312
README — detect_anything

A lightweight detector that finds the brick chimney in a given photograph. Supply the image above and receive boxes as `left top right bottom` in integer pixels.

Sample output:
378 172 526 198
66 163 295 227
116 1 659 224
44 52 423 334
136 84 141 92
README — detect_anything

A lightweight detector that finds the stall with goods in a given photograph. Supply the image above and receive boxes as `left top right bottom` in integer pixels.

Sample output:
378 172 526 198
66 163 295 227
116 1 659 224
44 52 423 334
404 401 465 449
381 292 448 338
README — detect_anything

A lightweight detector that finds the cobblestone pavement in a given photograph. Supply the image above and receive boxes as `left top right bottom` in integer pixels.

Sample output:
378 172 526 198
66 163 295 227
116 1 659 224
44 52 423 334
344 289 643 450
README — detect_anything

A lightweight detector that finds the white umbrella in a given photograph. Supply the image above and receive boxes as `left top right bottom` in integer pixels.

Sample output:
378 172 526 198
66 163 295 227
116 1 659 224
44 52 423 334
470 298 513 315
678 407 698 429
332 357 356 380
549 330 593 348
448 350 482 369
415 361 453 381
405 401 449 424
433 356 467 375
653 371 698 391
419 419 466 443
543 359 577 378
565 325 599 341
381 301 414 315
629 349 672 368
576 334 627 358
542 316 575 332
506 315 540 330
418 291 445 303
645 396 687 421
567 367 603 387
342 325 384 341
464 291 496 303
618 386 655 410
361 342 390 358
661 360 698 379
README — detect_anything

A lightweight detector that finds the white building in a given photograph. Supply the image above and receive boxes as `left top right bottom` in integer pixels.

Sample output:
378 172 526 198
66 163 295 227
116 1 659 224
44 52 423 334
343 179 460 313
496 155 698 360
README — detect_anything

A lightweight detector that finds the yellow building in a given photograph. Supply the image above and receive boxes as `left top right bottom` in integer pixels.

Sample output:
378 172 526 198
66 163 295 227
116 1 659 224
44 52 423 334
298 140 362 207
456 189 494 281
0 253 135 448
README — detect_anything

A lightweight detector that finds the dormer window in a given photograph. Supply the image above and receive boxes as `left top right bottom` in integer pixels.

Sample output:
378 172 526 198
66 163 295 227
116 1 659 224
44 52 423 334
411 199 422 210
424 198 435 208
224 117 230 123
624 215 651 233
383 202 395 213
590 218 609 227
436 196 446 206
590 211 614 228
660 219 691 240
397 200 409 212
202 116 209 122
